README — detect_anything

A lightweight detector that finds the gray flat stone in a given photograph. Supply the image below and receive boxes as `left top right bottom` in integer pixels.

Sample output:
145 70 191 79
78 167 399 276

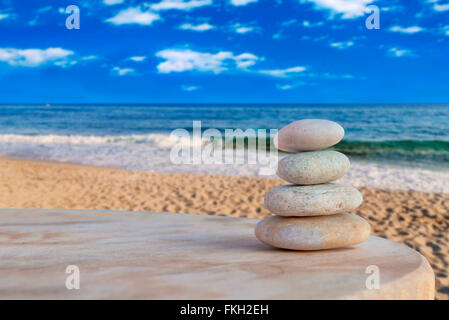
277 150 350 185
255 213 371 250
275 119 344 152
264 183 363 216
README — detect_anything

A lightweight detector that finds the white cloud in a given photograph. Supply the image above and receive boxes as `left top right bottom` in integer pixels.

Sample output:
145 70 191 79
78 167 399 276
301 34 329 41
80 55 99 61
230 0 258 6
231 23 255 34
261 67 354 80
276 82 306 90
0 47 75 67
303 20 324 27
150 0 212 11
0 13 9 21
389 25 424 34
301 0 374 19
234 53 259 69
181 85 201 91
103 0 125 5
442 26 449 36
277 84 294 90
433 3 449 11
37 6 53 14
156 49 356 81
111 66 135 76
28 6 55 26
387 47 415 58
129 56 147 62
282 19 297 27
381 5 403 12
106 7 161 26
330 41 354 49
234 26 253 33
320 72 354 79
179 23 214 31
259 66 307 78
272 32 282 39
155 49 260 74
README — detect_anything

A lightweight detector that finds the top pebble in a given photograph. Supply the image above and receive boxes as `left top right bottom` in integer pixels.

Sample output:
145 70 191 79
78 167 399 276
275 119 344 152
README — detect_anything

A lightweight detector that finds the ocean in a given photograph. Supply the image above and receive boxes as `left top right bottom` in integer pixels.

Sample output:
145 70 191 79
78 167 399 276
1 104 449 192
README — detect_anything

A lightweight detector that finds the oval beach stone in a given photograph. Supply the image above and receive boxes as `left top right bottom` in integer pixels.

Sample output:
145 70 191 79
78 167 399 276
277 150 350 185
255 213 371 250
264 183 363 216
275 119 344 152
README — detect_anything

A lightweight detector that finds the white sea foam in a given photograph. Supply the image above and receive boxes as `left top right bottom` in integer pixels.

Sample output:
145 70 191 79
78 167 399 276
337 161 449 194
0 133 190 147
0 133 448 194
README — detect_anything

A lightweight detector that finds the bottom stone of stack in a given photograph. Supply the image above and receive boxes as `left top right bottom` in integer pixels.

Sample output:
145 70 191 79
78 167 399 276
255 213 370 251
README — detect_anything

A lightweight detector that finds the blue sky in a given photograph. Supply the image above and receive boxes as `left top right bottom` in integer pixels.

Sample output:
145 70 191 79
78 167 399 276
0 0 448 103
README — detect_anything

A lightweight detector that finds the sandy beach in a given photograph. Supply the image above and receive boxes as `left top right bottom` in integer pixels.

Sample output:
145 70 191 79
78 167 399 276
1 156 448 299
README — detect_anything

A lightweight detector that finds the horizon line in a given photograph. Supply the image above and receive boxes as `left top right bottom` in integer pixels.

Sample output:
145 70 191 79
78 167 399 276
1 103 449 106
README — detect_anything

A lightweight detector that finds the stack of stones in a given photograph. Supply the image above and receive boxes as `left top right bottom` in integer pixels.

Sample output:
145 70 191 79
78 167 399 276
255 119 371 251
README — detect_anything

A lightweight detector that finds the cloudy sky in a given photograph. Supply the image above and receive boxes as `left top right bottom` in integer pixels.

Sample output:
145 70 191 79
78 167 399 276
0 0 448 103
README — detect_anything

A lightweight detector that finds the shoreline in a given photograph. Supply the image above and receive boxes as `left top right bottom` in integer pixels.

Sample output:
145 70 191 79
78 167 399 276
1 156 448 299
2 151 449 193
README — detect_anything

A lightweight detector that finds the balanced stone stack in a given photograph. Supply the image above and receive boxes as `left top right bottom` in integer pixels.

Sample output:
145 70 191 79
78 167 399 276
255 119 371 250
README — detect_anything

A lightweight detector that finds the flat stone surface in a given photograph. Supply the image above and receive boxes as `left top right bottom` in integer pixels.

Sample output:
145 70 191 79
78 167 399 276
255 213 371 250
0 209 434 299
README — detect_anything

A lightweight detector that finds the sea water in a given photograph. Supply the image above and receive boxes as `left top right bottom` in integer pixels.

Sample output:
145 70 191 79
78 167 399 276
1 104 448 192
